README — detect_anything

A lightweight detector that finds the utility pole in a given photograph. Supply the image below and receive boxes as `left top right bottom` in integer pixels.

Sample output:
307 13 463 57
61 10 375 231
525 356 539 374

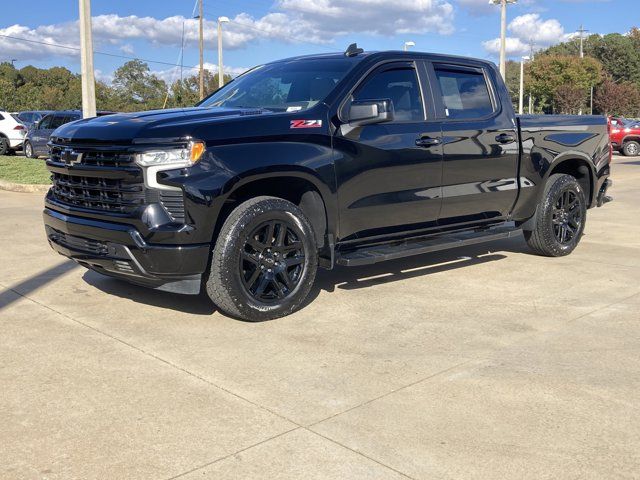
519 56 530 115
198 0 204 100
490 0 516 79
577 24 588 59
79 0 96 118
217 17 229 89
180 21 185 83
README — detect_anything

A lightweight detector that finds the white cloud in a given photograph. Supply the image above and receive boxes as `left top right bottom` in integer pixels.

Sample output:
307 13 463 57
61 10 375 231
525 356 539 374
1 0 457 63
482 13 572 57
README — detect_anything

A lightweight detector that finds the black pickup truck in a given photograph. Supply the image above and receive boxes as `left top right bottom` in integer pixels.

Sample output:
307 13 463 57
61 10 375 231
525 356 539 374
43 45 612 321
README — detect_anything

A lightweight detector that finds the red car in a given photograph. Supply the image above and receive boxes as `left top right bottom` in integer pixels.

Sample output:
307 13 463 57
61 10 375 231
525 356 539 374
610 117 640 156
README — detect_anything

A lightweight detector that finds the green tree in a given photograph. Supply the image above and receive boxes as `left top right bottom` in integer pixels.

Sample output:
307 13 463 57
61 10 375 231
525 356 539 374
111 60 167 111
528 55 603 113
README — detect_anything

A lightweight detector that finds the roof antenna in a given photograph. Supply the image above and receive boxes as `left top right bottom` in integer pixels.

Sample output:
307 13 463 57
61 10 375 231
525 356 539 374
344 43 364 57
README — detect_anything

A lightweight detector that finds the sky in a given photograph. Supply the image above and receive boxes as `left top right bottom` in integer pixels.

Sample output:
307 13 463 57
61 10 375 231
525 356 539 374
0 0 634 85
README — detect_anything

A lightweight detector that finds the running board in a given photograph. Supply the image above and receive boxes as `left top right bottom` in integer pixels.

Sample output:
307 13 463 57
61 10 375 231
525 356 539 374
336 225 520 267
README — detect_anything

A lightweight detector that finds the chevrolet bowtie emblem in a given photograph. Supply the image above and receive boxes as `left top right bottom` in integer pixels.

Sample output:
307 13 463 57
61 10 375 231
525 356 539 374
62 148 82 166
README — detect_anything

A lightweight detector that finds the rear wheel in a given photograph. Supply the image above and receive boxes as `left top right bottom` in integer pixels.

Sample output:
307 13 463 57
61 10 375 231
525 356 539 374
206 196 318 321
623 140 639 157
524 174 587 257
0 137 9 155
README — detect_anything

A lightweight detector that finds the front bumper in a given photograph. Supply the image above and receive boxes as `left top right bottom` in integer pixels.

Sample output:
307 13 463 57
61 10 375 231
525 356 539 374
43 208 210 294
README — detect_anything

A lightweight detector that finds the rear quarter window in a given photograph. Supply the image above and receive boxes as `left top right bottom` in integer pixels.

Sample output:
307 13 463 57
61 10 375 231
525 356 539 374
434 66 494 120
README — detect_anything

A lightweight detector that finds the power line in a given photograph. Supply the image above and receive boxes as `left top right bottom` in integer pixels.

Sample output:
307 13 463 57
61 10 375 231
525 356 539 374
0 33 192 68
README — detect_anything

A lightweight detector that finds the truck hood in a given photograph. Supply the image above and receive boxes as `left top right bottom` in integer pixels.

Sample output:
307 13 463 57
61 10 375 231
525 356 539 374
52 106 273 144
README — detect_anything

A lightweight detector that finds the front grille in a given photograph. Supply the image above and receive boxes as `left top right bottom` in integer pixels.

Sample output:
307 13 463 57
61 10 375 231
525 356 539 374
47 142 186 221
48 228 109 256
51 172 145 213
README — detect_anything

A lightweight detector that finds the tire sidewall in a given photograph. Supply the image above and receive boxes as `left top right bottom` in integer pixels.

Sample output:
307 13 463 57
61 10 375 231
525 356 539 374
539 175 586 255
0 138 9 155
623 141 639 157
25 142 33 158
208 198 318 321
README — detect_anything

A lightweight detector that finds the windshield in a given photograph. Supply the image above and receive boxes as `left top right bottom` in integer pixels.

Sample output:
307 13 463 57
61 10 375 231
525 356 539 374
198 58 355 112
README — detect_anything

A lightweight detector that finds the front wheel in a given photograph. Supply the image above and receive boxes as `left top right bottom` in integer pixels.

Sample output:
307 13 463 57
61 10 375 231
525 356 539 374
623 141 639 157
523 174 587 257
206 196 318 321
24 141 36 159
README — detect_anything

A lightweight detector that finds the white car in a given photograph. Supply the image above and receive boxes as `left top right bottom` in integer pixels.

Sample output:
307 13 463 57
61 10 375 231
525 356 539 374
0 111 27 155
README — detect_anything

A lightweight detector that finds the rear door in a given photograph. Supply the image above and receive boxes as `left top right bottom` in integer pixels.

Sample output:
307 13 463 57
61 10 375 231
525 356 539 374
429 62 519 226
333 60 443 243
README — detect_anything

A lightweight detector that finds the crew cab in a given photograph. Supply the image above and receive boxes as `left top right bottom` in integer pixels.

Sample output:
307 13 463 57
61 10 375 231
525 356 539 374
610 116 640 156
43 46 612 321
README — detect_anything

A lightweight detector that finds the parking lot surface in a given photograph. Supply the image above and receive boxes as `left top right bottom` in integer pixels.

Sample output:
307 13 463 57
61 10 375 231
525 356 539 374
1 154 639 479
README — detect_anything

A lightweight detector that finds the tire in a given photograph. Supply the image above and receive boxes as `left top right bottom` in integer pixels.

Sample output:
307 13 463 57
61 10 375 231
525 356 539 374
523 174 587 257
24 141 36 159
622 140 639 157
0 137 9 155
206 196 318 321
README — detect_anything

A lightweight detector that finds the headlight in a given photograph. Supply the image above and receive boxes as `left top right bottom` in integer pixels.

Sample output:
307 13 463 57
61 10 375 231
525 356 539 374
135 141 205 168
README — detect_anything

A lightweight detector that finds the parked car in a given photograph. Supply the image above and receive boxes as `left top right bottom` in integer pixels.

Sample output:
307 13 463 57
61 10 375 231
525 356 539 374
43 46 612 321
24 110 115 158
0 110 27 155
15 110 54 130
609 116 640 156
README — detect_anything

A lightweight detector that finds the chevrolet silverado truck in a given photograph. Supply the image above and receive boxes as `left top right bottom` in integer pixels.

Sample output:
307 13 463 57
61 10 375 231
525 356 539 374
43 45 612 321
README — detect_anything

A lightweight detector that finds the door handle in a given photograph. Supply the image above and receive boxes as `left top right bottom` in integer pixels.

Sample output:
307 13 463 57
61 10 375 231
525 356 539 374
495 133 516 144
415 137 442 148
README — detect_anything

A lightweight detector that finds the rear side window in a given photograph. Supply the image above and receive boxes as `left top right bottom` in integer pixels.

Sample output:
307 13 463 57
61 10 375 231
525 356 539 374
39 115 53 129
19 112 33 123
434 66 494 119
0 113 4 121
353 66 424 122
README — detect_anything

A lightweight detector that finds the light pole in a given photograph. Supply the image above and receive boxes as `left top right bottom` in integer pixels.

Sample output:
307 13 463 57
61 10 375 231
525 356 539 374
196 0 204 100
217 16 230 89
79 0 96 118
490 0 516 80
403 41 415 52
519 55 530 115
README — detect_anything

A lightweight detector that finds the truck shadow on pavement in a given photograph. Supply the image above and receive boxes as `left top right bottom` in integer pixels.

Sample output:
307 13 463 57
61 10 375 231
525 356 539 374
80 234 528 318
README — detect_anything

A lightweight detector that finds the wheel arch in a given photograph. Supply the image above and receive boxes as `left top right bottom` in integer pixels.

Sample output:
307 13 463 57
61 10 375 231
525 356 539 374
213 171 334 252
546 153 596 207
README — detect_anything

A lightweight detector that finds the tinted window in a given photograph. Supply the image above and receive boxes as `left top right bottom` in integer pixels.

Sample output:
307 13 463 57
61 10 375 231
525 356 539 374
49 115 68 129
19 112 33 123
353 66 424 122
434 67 493 119
39 115 53 129
199 59 355 112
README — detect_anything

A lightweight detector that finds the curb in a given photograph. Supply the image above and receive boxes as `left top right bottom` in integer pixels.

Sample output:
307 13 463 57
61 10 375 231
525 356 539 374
0 179 50 194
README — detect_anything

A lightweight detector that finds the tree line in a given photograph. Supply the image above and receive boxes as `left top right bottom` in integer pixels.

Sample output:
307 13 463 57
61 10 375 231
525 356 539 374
0 59 232 113
505 27 640 117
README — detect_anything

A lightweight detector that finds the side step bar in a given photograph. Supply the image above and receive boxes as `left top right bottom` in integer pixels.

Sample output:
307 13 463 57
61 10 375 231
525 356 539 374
336 225 520 267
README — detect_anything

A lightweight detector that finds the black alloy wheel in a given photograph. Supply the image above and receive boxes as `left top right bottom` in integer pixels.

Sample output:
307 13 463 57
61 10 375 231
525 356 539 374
551 189 582 245
240 220 306 302
206 196 318 321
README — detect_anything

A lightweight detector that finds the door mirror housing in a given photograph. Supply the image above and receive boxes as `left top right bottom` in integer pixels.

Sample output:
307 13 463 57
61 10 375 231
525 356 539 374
348 99 394 127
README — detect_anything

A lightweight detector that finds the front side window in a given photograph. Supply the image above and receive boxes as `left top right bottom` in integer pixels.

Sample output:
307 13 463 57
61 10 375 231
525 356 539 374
39 115 53 129
353 66 424 122
49 115 67 129
199 58 356 112
434 66 494 119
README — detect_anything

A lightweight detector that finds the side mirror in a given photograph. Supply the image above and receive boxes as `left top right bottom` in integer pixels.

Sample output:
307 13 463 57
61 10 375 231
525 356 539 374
348 99 394 127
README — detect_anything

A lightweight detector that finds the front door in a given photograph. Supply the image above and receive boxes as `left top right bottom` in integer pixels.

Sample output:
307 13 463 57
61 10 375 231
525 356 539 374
430 62 519 226
334 61 442 243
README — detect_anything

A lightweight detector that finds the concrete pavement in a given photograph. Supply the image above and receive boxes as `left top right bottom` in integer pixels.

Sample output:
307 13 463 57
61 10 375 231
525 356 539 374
1 154 639 479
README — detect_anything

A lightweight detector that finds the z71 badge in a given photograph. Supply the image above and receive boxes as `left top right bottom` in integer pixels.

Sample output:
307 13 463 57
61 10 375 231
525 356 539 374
290 119 323 129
